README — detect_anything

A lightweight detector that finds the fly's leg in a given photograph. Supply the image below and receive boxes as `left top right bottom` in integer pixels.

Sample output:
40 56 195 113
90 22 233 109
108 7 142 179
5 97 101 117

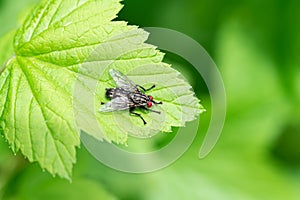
153 100 162 105
140 106 161 114
129 107 147 125
137 84 156 92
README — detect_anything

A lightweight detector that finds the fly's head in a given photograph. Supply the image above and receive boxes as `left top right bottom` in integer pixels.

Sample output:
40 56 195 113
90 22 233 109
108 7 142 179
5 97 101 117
147 95 162 108
147 95 153 108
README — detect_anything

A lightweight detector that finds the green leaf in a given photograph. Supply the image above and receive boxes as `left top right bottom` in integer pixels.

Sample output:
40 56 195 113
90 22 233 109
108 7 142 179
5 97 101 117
0 0 204 179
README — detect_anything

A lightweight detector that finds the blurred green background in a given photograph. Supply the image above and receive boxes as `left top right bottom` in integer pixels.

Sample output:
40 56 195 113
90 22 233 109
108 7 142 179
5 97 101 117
1 0 300 199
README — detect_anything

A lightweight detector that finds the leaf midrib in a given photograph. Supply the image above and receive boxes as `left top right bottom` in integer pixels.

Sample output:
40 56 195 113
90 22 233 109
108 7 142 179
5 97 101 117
16 56 72 176
16 29 142 58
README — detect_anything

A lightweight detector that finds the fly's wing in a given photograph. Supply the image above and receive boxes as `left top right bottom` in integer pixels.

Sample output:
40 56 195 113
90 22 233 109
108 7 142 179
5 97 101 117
99 96 130 112
109 69 137 92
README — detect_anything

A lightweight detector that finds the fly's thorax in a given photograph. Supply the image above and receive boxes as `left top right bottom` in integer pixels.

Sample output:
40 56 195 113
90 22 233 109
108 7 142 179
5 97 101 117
129 92 149 106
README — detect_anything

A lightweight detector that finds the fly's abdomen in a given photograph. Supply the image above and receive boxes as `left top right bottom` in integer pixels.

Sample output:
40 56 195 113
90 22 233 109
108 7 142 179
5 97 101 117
105 88 129 99
105 88 115 98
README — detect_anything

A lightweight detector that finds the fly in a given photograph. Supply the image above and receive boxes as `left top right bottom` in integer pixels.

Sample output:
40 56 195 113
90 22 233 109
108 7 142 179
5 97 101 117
99 69 162 125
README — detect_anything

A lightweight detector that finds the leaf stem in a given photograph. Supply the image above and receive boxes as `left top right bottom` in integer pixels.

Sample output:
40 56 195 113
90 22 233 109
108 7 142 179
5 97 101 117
0 64 6 75
0 55 15 75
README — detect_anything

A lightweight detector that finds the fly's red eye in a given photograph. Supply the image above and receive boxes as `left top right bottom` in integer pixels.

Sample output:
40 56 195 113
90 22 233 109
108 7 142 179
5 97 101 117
149 96 153 101
147 102 153 107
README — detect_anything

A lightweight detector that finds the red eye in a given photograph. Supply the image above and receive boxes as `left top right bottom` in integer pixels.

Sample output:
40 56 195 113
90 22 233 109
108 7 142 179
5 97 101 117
149 96 153 100
147 102 153 107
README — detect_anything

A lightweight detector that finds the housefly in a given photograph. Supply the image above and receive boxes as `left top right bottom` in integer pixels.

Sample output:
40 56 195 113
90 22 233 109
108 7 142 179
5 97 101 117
99 69 162 125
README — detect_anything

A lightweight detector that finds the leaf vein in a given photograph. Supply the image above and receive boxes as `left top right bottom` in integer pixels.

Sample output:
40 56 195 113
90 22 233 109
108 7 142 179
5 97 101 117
0 70 11 119
18 59 71 175
47 0 64 25
29 0 54 41
26 31 142 57
28 97 34 159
